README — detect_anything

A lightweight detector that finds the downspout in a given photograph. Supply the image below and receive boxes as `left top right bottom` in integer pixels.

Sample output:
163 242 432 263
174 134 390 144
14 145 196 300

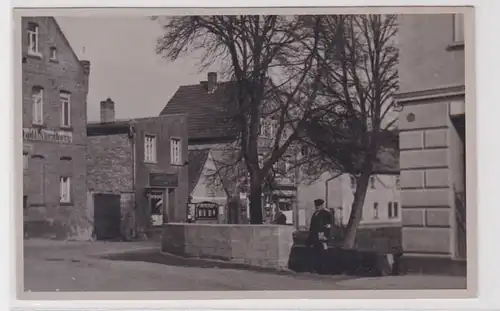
129 124 137 238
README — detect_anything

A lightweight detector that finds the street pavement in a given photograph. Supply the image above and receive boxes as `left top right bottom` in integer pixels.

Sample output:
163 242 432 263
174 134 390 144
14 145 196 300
22 239 467 292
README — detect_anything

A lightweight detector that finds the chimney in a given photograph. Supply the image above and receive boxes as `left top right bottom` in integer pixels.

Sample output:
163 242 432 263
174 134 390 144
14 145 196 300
100 98 115 123
80 60 91 76
207 72 217 93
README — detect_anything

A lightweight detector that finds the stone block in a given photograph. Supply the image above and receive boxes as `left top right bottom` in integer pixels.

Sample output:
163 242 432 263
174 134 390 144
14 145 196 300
424 129 449 148
401 170 424 189
402 227 451 254
400 149 449 170
399 101 449 131
425 169 450 188
399 131 424 150
425 209 451 227
401 189 451 207
401 208 425 227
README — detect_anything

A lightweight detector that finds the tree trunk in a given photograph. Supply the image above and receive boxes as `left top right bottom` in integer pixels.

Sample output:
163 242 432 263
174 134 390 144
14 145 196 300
249 180 264 224
342 171 371 248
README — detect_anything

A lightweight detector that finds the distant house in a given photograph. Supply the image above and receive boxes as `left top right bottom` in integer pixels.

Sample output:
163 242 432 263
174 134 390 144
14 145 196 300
297 138 400 230
87 98 189 240
21 17 91 240
160 72 297 224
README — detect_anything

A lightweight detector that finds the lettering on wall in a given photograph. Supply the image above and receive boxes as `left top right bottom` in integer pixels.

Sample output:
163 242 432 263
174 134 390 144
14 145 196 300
23 128 72 144
149 173 179 188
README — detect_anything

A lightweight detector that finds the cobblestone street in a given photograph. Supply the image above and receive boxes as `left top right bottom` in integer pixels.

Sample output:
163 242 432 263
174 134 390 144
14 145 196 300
23 240 466 292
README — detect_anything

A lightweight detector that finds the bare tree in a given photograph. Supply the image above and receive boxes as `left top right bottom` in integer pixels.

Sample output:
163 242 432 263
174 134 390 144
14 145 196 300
154 15 323 224
302 14 400 248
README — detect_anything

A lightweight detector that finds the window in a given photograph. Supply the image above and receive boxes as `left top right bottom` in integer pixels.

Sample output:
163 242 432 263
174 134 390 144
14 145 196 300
284 156 292 174
388 202 399 219
370 176 376 189
32 87 43 125
60 92 71 127
300 146 309 158
170 137 181 165
144 135 157 163
258 154 264 168
27 22 39 55
50 47 57 60
395 175 401 189
23 153 28 170
453 13 465 42
388 202 393 218
259 117 277 138
60 176 71 203
373 202 379 219
350 175 356 189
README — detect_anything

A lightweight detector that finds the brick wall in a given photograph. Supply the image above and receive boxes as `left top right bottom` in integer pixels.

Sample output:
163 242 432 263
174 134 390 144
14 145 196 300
162 223 295 269
22 17 90 239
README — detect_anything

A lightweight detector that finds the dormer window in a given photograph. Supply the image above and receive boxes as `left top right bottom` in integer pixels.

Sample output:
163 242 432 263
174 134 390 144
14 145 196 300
27 22 40 56
50 47 57 60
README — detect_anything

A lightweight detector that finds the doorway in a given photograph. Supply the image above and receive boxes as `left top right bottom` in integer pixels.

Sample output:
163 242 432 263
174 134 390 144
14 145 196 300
149 192 163 227
94 193 121 240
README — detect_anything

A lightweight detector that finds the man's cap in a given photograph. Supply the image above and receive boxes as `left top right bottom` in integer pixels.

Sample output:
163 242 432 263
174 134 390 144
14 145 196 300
314 199 325 206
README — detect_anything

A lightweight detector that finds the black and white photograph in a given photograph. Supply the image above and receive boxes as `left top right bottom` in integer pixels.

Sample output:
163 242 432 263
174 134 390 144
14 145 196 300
14 6 473 298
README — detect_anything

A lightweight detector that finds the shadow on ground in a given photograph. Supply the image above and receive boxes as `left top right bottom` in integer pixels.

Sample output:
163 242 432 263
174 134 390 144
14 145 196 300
99 249 356 282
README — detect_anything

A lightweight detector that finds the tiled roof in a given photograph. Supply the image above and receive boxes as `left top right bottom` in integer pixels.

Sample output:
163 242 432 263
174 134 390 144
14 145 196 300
188 149 210 194
160 81 238 142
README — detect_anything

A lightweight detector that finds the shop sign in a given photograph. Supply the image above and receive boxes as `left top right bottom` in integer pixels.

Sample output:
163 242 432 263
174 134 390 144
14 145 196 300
23 128 72 144
196 201 219 220
149 173 178 187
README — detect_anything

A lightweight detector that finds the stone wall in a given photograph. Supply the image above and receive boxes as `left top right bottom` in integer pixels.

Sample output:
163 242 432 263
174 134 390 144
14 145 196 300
162 223 294 269
87 133 133 193
399 96 465 259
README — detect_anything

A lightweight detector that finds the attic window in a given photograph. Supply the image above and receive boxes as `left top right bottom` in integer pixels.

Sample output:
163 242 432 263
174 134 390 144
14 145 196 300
50 47 57 60
27 22 39 55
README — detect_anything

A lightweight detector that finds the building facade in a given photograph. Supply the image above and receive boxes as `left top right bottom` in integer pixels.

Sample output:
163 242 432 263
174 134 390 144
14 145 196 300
396 13 466 275
87 99 189 240
298 173 401 230
22 17 91 239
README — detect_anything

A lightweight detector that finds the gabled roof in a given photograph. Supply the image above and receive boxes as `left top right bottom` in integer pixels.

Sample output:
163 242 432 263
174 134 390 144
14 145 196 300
50 17 87 73
188 149 210 194
159 81 238 142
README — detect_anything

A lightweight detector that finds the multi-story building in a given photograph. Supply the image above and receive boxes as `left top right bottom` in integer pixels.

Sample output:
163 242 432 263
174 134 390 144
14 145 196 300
21 17 91 239
160 72 297 224
395 13 466 275
86 98 189 240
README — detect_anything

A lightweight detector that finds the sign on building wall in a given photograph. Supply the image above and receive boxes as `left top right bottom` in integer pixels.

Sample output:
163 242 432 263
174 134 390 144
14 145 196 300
23 128 73 144
196 201 219 220
149 173 178 187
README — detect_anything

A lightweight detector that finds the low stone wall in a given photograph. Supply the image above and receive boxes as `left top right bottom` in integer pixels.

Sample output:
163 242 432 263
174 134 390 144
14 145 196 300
162 223 294 269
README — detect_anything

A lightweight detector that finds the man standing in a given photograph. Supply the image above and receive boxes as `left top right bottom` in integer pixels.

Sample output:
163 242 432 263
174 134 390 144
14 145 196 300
307 198 333 274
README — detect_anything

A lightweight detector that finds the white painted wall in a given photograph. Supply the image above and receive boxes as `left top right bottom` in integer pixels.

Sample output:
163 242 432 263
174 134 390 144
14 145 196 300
298 173 401 228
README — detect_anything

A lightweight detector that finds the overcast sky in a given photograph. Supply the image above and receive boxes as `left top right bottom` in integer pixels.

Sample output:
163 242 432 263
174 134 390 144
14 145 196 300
55 16 215 122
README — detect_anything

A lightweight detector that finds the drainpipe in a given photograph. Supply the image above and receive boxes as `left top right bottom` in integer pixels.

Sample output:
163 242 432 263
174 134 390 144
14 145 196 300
325 172 343 212
129 124 137 238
